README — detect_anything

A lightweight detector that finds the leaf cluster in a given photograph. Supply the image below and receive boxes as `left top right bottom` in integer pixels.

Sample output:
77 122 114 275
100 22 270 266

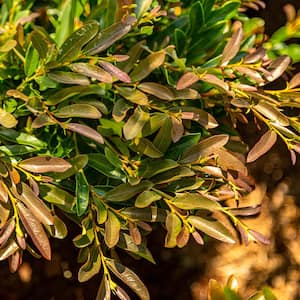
0 0 298 298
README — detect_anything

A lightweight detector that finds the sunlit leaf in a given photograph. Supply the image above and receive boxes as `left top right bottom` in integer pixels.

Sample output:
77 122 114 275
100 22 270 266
0 239 19 261
55 104 101 119
221 26 243 65
176 72 199 90
78 246 101 282
123 107 149 140
76 171 89 216
0 108 17 128
47 71 90 85
188 216 235 244
96 276 111 300
70 63 112 83
173 193 222 210
104 211 121 248
116 86 148 105
17 202 51 260
135 190 161 208
66 123 104 144
180 134 229 163
19 156 72 173
18 183 54 226
247 130 277 163
106 260 150 300
99 61 131 83
83 15 136 55
130 51 165 82
105 181 153 202
165 212 182 248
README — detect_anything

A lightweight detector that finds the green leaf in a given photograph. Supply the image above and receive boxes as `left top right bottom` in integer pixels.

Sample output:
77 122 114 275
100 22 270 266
47 216 68 239
24 43 39 76
19 156 72 173
138 159 179 178
116 86 149 105
130 138 163 158
46 85 105 105
188 216 235 244
52 154 88 180
47 71 90 85
130 51 166 82
0 40 17 52
117 232 155 263
123 107 149 140
55 0 77 47
78 246 101 282
83 15 136 55
153 166 195 184
39 183 75 213
88 153 125 180
58 20 99 62
0 108 17 128
93 198 107 224
208 279 227 300
54 104 101 119
153 117 172 153
135 190 161 208
75 171 89 216
112 99 132 122
135 0 153 18
70 63 112 83
104 211 121 248
121 207 167 222
165 213 182 248
189 1 205 33
31 30 49 59
106 260 150 300
180 134 229 163
105 181 153 202
173 193 222 210
166 133 201 160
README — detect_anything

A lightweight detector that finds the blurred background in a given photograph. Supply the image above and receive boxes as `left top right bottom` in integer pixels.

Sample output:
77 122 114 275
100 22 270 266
0 0 300 299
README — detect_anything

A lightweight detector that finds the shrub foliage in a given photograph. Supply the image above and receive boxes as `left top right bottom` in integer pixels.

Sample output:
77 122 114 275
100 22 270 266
0 0 299 298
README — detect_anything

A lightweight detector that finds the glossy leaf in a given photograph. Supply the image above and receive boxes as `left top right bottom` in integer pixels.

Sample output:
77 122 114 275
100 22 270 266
121 206 167 222
55 104 101 119
138 159 178 178
130 138 163 158
267 55 291 82
123 107 149 140
106 260 150 300
113 99 132 122
208 279 227 300
176 72 199 90
57 20 98 61
76 171 89 216
165 213 182 248
104 211 121 248
188 216 235 244
116 86 148 105
96 276 111 300
48 216 68 239
135 190 161 208
24 43 39 76
83 15 136 55
78 247 101 282
0 239 19 261
105 181 153 202
135 0 153 18
130 51 166 82
31 30 49 59
289 72 300 89
47 71 90 85
247 130 277 163
99 61 131 83
173 193 222 210
39 183 75 213
17 202 51 260
19 156 72 173
176 226 190 248
18 183 54 226
70 63 112 83
66 123 104 144
0 128 46 149
180 134 229 163
221 27 243 65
